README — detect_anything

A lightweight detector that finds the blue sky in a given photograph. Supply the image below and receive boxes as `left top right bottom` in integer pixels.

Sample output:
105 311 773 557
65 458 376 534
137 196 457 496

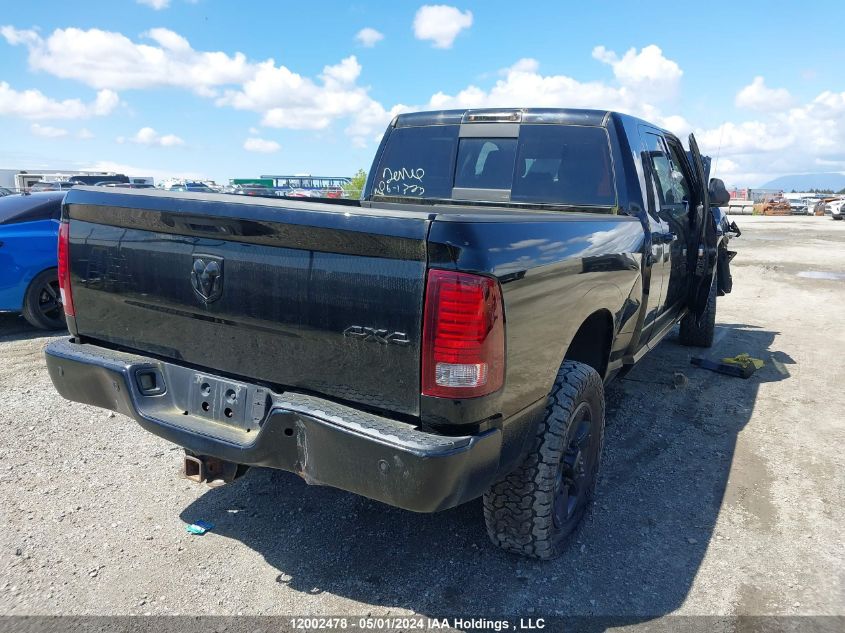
1 0 844 186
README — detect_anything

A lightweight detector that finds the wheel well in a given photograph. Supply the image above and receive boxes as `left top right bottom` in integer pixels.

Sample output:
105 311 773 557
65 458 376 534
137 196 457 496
24 267 58 296
563 310 614 378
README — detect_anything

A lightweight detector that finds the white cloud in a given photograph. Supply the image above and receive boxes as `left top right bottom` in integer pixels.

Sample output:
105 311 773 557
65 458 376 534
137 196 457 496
356 27 384 48
735 76 793 112
1 26 251 93
243 137 280 153
592 44 682 96
92 89 120 115
424 46 682 117
219 56 370 131
137 0 171 9
30 123 96 140
0 81 119 120
2 24 383 139
696 89 845 185
413 5 473 49
31 123 68 138
322 56 362 84
120 127 185 147
0 25 39 46
345 101 411 147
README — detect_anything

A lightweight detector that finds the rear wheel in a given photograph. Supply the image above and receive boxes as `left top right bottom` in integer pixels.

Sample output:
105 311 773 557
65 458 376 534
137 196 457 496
483 361 605 559
679 275 716 347
22 268 65 330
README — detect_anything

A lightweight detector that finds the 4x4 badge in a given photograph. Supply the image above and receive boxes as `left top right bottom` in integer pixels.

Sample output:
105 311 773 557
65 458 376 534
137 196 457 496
191 255 224 304
343 325 410 346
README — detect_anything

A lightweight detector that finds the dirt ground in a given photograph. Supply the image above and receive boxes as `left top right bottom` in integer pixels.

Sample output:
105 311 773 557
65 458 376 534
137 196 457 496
0 215 843 624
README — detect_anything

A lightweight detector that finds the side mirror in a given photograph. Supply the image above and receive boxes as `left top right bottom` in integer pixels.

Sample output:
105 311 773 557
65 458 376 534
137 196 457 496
709 178 730 206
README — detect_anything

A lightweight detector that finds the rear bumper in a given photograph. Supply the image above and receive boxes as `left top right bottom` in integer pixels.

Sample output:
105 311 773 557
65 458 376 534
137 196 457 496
44 339 502 512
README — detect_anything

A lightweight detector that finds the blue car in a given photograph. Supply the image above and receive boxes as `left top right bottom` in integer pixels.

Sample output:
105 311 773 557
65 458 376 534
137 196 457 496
0 191 66 330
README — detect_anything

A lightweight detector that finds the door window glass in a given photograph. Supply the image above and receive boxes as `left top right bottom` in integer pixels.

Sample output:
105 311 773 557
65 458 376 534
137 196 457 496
665 141 692 204
642 133 678 205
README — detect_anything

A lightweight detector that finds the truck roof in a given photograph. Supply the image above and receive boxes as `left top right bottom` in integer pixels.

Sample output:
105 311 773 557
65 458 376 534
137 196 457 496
392 107 663 133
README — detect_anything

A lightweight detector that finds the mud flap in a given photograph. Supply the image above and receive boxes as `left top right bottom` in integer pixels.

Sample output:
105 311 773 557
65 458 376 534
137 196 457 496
718 249 736 295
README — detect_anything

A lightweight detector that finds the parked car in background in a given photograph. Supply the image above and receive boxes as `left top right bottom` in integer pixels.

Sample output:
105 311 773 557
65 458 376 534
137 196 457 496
283 188 321 198
169 182 216 193
0 192 65 329
235 184 275 196
787 198 812 215
65 175 130 187
827 199 845 220
786 198 802 214
805 198 821 214
99 183 156 189
824 200 840 216
29 181 76 192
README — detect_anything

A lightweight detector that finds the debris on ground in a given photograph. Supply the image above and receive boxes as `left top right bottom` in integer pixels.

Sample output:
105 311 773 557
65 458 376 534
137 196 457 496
691 353 764 379
185 520 214 535
722 353 765 371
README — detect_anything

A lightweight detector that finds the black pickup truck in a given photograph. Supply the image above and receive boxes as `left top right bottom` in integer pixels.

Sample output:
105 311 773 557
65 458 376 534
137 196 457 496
45 108 735 559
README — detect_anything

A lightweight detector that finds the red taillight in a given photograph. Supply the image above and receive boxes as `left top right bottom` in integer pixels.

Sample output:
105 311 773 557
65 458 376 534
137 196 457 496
57 221 75 317
422 269 505 398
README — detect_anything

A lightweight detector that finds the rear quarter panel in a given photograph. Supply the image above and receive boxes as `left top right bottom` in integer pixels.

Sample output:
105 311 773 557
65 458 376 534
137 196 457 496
426 213 644 421
0 219 59 311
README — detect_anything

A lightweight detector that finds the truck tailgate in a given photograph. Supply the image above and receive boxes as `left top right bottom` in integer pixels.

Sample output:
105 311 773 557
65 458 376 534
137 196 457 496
63 188 430 416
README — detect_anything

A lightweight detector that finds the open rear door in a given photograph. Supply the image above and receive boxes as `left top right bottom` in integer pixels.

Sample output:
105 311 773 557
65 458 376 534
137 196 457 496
687 133 718 320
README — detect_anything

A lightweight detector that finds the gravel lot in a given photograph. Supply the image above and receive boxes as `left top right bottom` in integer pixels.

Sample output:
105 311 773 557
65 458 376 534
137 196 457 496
0 215 843 624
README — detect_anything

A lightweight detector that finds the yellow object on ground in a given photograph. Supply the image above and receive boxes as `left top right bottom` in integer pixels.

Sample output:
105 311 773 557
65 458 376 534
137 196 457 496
721 353 765 370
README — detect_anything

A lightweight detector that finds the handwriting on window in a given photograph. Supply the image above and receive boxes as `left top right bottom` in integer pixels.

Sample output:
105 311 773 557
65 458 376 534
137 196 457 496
375 167 426 197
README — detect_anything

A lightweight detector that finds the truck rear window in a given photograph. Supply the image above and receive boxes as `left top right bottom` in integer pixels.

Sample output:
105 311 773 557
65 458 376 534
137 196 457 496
373 123 615 208
511 125 615 206
454 138 518 190
372 125 459 199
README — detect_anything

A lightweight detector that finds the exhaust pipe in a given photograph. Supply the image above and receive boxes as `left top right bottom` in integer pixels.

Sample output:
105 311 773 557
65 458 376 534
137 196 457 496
183 452 246 487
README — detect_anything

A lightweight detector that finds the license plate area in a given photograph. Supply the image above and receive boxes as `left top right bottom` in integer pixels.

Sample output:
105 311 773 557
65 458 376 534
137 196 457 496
189 373 269 433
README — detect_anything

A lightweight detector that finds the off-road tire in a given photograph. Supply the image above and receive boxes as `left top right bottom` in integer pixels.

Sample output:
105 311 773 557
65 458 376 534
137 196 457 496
22 268 65 330
679 276 717 347
483 361 605 559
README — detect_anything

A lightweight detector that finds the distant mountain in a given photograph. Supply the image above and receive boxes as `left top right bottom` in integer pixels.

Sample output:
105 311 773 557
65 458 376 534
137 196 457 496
759 172 845 192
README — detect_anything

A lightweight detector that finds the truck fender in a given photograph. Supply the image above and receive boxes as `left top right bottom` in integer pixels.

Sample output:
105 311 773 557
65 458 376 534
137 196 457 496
552 282 624 380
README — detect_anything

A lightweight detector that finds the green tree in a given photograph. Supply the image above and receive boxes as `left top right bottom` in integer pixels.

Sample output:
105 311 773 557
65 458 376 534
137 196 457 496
344 169 367 199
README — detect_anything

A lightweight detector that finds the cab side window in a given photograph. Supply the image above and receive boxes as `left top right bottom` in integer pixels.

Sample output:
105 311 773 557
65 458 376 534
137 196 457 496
644 133 684 205
640 132 670 211
665 140 692 205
